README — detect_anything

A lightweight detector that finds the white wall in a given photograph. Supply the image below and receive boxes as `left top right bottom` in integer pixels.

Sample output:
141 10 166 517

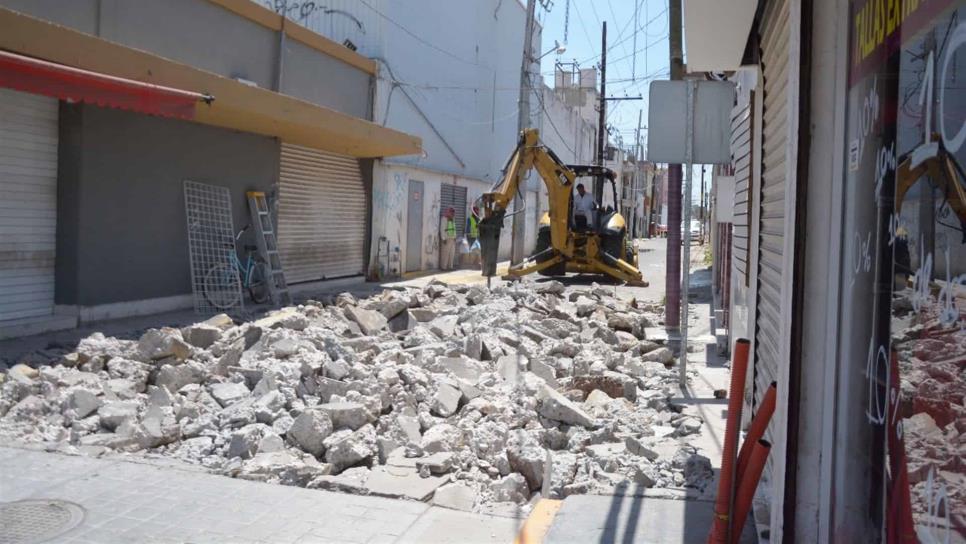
285 0 538 183
371 163 512 275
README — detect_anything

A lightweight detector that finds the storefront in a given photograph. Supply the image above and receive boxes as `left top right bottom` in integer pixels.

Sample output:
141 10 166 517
832 0 966 539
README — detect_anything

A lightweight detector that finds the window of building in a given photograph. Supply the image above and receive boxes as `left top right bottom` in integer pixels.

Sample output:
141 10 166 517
834 1 965 540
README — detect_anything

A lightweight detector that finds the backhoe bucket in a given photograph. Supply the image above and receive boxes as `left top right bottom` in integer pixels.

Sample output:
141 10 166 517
478 214 503 277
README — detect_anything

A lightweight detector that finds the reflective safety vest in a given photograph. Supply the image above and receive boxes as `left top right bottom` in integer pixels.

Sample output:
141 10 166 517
468 215 479 238
445 219 456 238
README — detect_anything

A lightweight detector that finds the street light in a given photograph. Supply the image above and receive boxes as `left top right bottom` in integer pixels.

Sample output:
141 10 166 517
535 40 567 61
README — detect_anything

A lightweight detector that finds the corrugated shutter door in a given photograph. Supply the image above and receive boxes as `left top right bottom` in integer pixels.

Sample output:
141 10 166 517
440 184 467 237
731 99 753 286
278 143 366 283
754 0 790 455
0 89 58 321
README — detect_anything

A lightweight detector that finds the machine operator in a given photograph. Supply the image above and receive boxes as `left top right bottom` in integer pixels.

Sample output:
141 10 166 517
573 183 597 230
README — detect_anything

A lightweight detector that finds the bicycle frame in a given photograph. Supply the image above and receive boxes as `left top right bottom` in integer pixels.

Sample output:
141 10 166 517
225 249 259 289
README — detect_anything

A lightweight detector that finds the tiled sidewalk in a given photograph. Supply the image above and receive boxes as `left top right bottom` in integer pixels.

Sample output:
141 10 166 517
0 447 520 544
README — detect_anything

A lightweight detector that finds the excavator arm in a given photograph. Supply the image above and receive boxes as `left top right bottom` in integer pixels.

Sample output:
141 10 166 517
478 129 577 276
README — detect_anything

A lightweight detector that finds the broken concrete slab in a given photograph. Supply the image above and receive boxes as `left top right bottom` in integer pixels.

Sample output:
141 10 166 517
535 384 596 428
365 464 449 501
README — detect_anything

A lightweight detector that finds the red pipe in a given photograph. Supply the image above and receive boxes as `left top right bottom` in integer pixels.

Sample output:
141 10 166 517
707 338 751 544
730 439 772 544
736 382 777 485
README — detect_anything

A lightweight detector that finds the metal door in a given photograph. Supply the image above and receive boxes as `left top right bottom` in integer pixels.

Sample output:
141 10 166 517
0 89 58 321
277 143 366 283
406 180 423 272
440 184 467 237
753 0 790 483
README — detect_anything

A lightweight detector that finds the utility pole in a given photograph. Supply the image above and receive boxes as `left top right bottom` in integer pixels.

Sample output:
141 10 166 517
665 0 684 344
648 166 657 238
596 21 607 200
635 109 643 239
511 0 537 266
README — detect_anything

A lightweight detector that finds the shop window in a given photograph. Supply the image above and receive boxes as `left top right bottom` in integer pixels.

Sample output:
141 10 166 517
835 1 966 540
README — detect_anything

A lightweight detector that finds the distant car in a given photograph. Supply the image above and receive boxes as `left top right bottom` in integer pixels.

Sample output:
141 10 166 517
690 220 701 238
682 220 701 242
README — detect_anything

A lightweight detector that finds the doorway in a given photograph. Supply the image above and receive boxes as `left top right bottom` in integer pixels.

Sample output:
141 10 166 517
406 180 424 272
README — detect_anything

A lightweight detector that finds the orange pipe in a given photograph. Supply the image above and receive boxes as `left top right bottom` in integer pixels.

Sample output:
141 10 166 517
707 338 751 544
736 382 776 485
730 439 771 544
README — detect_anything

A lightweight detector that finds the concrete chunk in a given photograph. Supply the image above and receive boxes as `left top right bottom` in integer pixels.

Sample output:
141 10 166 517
345 306 388 335
288 409 334 456
536 384 596 428
210 382 250 408
432 482 477 511
432 382 462 417
317 402 373 431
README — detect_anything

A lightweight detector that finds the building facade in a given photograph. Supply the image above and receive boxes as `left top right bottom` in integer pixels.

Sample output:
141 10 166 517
0 0 419 338
265 0 543 277
687 0 966 540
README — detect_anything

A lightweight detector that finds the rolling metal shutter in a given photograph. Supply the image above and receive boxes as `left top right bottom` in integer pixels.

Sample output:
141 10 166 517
754 0 790 459
278 143 366 283
440 184 467 238
0 89 58 321
731 98 753 287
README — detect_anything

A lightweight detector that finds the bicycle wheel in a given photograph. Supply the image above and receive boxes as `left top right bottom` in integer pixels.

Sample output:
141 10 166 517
248 261 271 304
203 263 243 310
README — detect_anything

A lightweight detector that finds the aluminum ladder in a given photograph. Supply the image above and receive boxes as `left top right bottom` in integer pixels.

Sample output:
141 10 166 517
246 191 291 306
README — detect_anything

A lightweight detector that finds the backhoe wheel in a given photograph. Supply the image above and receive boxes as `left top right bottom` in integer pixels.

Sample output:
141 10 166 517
534 227 565 276
625 240 638 266
600 233 623 263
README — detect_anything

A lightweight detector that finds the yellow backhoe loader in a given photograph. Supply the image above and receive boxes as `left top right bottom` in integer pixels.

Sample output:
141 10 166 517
477 128 646 285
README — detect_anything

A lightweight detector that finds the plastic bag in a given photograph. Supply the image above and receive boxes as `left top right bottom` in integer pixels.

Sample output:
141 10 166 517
459 237 470 254
470 239 481 252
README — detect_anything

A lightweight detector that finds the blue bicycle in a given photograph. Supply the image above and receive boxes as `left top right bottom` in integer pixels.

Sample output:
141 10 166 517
203 225 271 309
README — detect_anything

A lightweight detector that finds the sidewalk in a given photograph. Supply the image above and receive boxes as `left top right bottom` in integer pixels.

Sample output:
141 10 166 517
0 446 521 544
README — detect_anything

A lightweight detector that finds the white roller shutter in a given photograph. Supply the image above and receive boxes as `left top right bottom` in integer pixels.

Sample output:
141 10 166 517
731 99 753 287
0 89 58 322
753 0 790 474
278 143 366 283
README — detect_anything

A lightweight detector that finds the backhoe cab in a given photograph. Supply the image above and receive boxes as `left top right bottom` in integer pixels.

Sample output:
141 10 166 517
478 129 645 285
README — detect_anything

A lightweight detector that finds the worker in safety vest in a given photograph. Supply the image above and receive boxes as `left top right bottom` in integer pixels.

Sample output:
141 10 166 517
439 207 457 271
466 206 480 246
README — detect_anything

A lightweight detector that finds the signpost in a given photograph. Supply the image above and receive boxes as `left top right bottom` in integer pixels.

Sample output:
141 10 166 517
647 79 734 388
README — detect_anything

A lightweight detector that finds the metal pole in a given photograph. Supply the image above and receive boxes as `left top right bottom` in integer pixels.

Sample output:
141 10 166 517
511 0 537 266
680 80 695 389
665 0 684 342
635 109 643 239
595 22 607 215
700 165 706 245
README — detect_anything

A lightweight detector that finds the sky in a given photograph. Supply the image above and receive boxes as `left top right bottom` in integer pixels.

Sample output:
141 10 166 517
535 0 672 157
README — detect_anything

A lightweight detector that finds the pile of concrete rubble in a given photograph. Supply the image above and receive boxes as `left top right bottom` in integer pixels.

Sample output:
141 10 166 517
0 281 713 514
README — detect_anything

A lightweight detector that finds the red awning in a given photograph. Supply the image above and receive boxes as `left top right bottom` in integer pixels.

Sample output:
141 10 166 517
0 50 211 120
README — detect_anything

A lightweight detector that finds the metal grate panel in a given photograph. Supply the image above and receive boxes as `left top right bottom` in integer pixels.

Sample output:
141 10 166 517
184 180 243 315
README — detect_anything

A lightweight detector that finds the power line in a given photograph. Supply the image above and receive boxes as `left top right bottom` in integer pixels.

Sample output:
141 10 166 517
357 0 493 71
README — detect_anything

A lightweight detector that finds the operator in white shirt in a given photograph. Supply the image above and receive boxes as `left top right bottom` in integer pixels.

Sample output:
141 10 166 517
572 183 597 230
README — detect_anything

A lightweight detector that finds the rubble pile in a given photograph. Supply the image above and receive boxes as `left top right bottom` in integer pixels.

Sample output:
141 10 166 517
0 281 713 513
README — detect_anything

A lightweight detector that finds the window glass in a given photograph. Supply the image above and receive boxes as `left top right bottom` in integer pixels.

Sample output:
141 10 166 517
837 1 965 540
